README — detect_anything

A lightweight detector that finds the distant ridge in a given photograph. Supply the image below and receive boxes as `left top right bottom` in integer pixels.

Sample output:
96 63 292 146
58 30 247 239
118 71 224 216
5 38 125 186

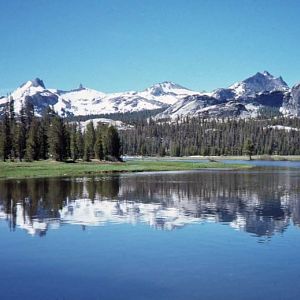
0 72 299 119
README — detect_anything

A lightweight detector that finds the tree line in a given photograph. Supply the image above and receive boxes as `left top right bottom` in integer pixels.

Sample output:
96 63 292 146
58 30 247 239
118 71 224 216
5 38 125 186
2 97 300 160
120 116 300 156
0 97 121 162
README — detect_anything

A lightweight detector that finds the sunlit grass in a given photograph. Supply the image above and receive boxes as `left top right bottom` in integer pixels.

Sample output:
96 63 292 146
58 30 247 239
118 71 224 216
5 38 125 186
0 159 251 179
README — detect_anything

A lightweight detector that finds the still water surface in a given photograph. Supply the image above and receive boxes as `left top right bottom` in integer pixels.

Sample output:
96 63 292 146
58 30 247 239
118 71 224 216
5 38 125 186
1 164 300 299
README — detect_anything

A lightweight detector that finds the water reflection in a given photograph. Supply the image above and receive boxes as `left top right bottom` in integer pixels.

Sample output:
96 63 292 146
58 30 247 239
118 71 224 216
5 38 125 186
0 170 300 237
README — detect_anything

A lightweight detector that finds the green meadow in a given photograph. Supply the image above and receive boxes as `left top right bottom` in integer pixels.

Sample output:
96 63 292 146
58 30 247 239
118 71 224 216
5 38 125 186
0 160 250 180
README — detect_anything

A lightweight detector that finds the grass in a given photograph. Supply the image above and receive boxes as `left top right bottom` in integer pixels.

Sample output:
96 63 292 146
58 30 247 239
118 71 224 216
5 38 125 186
182 155 300 161
0 159 251 180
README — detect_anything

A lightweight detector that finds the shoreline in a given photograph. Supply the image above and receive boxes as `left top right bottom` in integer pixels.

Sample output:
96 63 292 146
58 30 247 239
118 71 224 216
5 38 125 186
0 160 251 180
123 155 300 161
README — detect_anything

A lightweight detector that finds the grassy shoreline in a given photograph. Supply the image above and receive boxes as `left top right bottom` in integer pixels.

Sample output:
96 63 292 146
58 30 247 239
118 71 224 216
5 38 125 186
125 155 300 161
173 155 300 161
0 160 251 180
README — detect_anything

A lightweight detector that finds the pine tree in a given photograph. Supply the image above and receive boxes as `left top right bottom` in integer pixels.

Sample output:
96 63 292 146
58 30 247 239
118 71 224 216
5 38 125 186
24 97 34 128
48 116 68 161
39 107 55 160
104 126 121 160
83 121 95 161
76 125 84 159
70 123 79 161
170 142 180 157
0 122 4 160
94 124 104 160
16 102 28 161
243 139 255 160
0 104 12 161
8 96 17 159
25 118 40 161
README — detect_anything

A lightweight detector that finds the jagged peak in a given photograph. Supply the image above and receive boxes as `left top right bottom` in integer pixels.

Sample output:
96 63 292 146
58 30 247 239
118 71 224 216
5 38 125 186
262 70 271 77
20 78 46 90
31 78 45 88
245 71 276 81
244 71 288 85
229 71 289 95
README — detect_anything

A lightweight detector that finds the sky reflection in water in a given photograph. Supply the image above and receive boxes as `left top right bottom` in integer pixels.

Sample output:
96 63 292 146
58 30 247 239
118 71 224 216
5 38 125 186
1 168 300 300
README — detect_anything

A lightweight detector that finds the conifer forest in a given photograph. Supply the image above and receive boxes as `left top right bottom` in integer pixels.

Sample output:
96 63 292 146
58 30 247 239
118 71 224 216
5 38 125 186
0 98 121 162
1 97 300 162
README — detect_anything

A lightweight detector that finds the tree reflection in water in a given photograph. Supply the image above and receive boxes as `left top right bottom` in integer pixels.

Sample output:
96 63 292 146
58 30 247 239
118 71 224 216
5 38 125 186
0 170 300 238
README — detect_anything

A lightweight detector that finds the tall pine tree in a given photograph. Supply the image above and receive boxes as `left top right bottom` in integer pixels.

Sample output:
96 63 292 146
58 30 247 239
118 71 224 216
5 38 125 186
48 115 68 161
25 118 40 161
94 124 104 160
103 125 121 160
83 121 95 161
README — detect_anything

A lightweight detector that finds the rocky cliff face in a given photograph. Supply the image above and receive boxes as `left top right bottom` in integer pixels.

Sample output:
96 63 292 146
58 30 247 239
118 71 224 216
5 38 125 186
281 83 300 117
156 72 293 120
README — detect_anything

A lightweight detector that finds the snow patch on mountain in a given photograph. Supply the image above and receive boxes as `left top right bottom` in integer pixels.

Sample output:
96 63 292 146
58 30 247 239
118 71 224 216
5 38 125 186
156 71 291 120
0 72 298 120
0 78 53 113
1 80 196 117
139 81 199 105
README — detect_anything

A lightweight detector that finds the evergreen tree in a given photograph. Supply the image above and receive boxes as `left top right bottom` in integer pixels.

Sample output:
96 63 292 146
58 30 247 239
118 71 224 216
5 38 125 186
104 126 121 160
83 121 95 161
48 116 68 161
243 139 255 160
70 123 79 161
0 122 4 160
24 97 34 128
8 96 17 159
0 105 12 161
76 125 84 159
39 107 55 160
25 118 40 161
94 124 104 160
120 116 300 157
9 96 15 122
170 142 180 157
16 103 27 161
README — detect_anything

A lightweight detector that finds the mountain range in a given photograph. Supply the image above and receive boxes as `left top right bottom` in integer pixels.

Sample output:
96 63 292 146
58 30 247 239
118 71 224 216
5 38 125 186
0 71 299 120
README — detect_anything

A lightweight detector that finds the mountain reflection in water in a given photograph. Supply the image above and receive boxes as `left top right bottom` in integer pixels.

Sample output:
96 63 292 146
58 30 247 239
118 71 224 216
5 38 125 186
0 170 300 238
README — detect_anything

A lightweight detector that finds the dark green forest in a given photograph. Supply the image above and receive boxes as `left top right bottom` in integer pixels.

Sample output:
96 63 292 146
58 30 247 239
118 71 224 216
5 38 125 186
0 98 121 162
120 116 300 157
1 97 300 161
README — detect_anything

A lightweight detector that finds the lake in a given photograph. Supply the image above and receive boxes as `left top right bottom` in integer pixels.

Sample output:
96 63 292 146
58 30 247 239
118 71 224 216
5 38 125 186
1 163 300 299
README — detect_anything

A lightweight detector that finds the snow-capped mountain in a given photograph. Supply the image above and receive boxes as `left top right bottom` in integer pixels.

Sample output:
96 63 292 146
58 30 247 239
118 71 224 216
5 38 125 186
156 71 293 120
0 80 198 117
0 72 299 120
228 71 288 98
139 81 199 105
3 78 59 115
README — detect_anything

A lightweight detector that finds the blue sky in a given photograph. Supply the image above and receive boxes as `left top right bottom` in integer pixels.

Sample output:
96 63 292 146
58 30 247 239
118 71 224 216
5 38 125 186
0 0 299 94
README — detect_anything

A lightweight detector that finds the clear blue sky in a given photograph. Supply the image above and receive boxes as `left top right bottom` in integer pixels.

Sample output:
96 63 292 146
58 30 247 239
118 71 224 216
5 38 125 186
0 0 299 94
